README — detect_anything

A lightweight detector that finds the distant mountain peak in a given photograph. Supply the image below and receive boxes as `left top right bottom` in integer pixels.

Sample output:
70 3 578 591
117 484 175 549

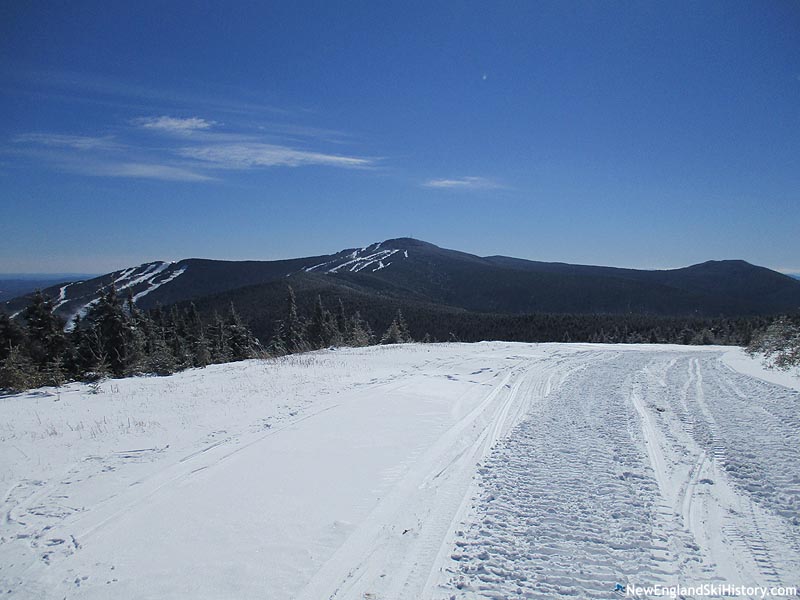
5 239 800 325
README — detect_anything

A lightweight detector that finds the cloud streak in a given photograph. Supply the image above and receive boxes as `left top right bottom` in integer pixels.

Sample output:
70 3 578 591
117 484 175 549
9 68 289 117
10 111 374 182
135 116 216 133
179 142 372 169
84 162 215 182
422 176 505 190
13 133 121 151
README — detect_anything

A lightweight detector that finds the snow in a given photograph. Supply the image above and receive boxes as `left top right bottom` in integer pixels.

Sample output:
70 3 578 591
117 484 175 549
114 262 171 293
52 283 73 310
303 245 408 274
1 343 798 599
62 262 177 331
721 347 800 391
63 298 99 332
131 266 187 303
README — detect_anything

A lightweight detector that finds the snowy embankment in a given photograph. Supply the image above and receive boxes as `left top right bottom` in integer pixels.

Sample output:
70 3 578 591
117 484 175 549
0 344 798 599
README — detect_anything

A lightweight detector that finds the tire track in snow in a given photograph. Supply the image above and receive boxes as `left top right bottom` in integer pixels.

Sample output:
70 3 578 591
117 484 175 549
296 351 575 600
435 350 800 599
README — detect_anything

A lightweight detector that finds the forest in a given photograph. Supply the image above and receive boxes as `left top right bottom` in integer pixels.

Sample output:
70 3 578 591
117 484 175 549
0 284 793 392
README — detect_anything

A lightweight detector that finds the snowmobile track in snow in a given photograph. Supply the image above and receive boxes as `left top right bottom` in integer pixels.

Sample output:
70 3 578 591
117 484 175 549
1 344 798 599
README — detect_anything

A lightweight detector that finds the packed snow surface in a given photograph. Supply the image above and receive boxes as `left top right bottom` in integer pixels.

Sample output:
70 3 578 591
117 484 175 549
0 343 798 599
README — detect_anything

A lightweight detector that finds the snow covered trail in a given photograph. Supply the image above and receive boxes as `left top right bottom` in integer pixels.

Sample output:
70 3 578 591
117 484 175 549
0 344 798 599
432 348 800 599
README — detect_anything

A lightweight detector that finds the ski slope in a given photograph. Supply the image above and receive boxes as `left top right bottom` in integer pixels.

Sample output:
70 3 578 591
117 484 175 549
0 343 798 599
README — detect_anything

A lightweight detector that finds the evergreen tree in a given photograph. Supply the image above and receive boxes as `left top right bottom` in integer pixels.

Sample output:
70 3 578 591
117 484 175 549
85 287 131 377
166 305 192 369
208 311 232 363
0 346 40 391
22 290 66 369
348 311 373 347
280 286 307 353
124 291 149 375
335 299 349 343
381 309 413 344
145 326 177 375
187 304 211 367
307 295 338 348
395 309 412 342
227 303 261 360
381 319 403 345
0 313 26 361
747 316 800 371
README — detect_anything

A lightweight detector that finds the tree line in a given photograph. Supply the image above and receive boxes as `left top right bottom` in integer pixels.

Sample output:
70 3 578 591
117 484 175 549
1 284 791 392
0 286 413 392
746 314 800 372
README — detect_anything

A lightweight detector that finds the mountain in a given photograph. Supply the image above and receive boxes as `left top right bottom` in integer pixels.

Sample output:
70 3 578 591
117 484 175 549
0 275 97 303
4 239 800 330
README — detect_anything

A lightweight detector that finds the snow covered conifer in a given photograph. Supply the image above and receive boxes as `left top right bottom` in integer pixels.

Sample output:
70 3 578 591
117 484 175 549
308 295 339 348
348 311 373 347
187 304 211 367
381 309 413 344
86 286 130 377
22 290 66 369
226 303 261 360
0 313 26 361
281 286 307 353
0 346 40 391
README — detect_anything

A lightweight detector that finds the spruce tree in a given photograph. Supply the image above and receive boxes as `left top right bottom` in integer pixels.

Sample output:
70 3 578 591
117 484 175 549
281 286 306 353
22 290 66 370
208 311 232 363
85 287 131 377
335 299 349 344
166 305 191 369
381 309 412 344
0 346 40 391
124 291 149 375
307 295 339 348
226 303 260 360
395 309 412 342
381 319 403 344
348 311 373 347
187 304 210 367
0 313 26 361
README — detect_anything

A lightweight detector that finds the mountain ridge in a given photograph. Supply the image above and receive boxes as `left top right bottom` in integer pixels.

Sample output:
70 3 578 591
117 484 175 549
4 238 800 326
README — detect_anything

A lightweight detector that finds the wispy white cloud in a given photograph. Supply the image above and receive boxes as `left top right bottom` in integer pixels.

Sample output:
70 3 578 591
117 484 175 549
10 111 374 183
422 176 505 190
85 162 214 182
13 133 121 151
256 122 355 145
179 142 372 169
135 116 216 133
9 68 289 117
11 134 212 181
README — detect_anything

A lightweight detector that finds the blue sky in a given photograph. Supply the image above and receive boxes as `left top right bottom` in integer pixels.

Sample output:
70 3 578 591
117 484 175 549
1 1 798 274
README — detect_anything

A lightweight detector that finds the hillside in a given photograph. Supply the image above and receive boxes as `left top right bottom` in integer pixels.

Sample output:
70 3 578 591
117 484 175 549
4 239 800 329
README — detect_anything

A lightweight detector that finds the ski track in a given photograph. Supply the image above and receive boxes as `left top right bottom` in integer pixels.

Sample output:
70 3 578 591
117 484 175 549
433 350 800 600
0 344 798 599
